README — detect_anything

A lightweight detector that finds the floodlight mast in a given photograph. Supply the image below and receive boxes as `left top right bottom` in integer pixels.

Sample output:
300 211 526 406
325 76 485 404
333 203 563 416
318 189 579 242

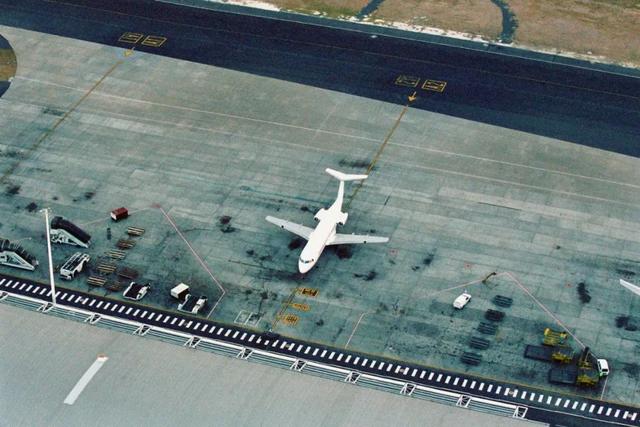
40 208 57 306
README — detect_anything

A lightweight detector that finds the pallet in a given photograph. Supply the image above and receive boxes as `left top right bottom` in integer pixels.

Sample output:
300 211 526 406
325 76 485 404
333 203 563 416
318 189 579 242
126 226 145 237
96 262 117 274
485 309 505 322
117 266 138 280
105 250 126 260
469 336 490 350
461 352 482 366
116 239 135 249
478 322 498 335
493 295 513 307
104 282 123 292
87 276 106 287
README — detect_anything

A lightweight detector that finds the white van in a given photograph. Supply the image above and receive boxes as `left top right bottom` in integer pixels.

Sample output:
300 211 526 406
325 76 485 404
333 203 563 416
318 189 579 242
596 359 610 377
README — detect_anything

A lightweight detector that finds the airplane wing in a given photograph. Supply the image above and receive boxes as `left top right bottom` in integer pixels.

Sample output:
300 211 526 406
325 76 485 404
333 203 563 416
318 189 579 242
620 279 640 296
266 216 313 240
327 233 389 245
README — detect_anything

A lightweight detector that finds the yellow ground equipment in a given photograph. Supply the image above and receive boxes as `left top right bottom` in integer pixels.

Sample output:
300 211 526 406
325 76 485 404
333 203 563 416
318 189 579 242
543 328 569 346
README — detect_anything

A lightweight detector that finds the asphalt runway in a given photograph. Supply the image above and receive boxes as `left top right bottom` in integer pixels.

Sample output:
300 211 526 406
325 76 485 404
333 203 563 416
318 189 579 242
1 0 639 156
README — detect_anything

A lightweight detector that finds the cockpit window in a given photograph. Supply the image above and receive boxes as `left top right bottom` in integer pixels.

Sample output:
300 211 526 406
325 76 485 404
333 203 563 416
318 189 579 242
300 258 314 264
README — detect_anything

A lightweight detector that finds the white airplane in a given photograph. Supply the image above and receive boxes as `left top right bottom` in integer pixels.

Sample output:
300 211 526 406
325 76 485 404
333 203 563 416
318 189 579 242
266 168 389 273
620 279 640 296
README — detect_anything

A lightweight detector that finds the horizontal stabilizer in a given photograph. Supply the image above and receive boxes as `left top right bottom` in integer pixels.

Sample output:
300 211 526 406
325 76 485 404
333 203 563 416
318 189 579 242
327 233 389 246
266 216 313 240
326 168 367 182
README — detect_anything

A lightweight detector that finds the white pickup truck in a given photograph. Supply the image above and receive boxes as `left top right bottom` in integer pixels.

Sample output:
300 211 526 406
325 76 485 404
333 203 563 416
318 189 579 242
453 291 472 309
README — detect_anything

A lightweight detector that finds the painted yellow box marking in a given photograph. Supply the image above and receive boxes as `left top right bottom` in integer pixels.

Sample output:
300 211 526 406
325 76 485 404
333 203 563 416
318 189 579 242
141 35 167 47
118 32 144 44
395 75 420 88
422 79 447 92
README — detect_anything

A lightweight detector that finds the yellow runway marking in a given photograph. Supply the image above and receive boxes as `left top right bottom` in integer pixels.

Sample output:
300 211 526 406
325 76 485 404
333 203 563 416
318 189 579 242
394 75 420 87
14 77 640 208
118 32 143 44
290 302 310 312
46 0 640 102
422 79 447 92
0 61 122 184
346 93 416 207
141 35 167 47
297 287 319 297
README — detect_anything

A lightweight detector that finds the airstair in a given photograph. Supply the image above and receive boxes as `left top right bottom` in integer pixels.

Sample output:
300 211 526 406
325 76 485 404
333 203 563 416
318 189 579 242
0 238 39 270
50 216 91 248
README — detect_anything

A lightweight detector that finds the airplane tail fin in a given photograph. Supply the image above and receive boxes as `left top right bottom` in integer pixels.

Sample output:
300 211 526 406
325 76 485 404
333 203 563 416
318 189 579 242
325 168 368 182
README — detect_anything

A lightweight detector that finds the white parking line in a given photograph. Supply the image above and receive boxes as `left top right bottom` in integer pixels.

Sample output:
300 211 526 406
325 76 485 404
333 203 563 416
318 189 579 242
19 283 26 290
63 355 108 405
420 371 426 379
0 279 5 285
208 325 215 333
564 400 570 408
529 392 535 401
462 379 467 388
89 300 96 307
232 331 239 338
133 309 139 316
581 403 587 411
614 409 620 418
428 372 434 381
598 406 604 415
39 288 47 295
495 386 501 394
171 318 177 325
25 285 33 292
572 401 578 410
487 384 493 393
125 308 132 315
606 408 612 416
186 321 193 328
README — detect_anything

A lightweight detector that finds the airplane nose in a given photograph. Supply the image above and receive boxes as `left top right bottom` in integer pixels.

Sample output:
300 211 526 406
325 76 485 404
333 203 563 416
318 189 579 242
298 261 312 274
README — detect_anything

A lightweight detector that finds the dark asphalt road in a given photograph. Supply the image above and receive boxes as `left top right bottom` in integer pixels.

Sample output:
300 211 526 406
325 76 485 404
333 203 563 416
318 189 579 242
2 273 639 426
0 0 639 157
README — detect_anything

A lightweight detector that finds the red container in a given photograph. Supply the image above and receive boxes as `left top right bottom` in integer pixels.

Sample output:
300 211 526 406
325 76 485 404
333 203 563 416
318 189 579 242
110 207 129 221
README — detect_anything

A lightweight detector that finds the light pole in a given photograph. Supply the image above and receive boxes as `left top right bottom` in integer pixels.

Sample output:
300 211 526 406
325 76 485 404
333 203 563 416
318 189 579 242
40 208 57 306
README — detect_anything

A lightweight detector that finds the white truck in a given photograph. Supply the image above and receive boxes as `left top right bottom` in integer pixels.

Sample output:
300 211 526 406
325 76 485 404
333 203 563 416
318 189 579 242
59 252 90 280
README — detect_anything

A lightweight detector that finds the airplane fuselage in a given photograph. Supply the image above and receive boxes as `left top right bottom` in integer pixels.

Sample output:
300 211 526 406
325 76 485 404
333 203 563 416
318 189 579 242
298 210 338 273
